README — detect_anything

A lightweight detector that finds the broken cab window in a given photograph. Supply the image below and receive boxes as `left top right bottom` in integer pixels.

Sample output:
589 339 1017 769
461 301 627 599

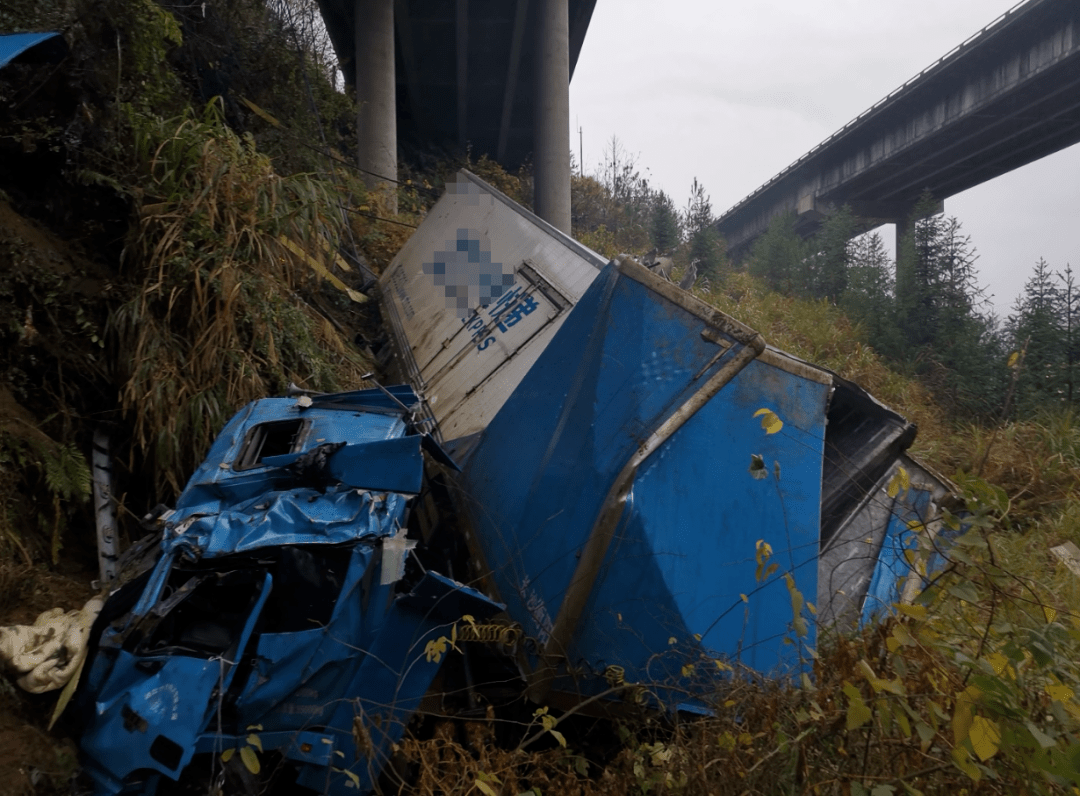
234 419 307 470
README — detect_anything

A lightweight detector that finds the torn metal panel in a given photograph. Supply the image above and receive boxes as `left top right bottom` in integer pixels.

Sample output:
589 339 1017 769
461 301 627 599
0 31 66 69
75 387 502 795
817 454 956 628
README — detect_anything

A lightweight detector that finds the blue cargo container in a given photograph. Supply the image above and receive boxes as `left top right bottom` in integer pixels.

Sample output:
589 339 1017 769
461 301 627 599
450 257 950 705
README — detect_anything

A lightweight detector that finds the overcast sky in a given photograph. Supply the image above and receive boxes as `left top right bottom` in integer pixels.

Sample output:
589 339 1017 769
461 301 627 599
568 0 1080 318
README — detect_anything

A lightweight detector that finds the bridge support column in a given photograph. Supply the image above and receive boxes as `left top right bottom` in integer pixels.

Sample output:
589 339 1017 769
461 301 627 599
355 0 398 214
533 0 571 234
895 215 910 266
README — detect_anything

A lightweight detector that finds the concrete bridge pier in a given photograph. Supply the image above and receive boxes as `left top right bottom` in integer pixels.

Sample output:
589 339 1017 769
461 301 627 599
355 0 398 213
532 0 572 234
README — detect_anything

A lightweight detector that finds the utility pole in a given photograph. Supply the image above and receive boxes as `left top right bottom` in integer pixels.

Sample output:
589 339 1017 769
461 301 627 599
578 125 583 177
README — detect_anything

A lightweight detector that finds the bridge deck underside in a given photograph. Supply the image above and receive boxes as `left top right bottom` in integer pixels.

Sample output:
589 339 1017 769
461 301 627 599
717 0 1080 253
317 0 595 169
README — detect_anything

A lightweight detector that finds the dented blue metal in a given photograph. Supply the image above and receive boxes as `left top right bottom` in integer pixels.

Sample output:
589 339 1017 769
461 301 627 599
77 387 501 795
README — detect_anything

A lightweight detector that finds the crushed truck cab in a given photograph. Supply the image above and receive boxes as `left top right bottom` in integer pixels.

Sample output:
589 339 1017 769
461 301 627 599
76 387 500 795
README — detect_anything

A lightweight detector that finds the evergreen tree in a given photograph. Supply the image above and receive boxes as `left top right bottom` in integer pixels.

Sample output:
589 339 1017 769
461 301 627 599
803 205 855 301
749 212 804 293
1008 258 1065 414
683 178 724 277
895 193 998 416
1059 264 1080 406
842 231 900 357
650 190 681 253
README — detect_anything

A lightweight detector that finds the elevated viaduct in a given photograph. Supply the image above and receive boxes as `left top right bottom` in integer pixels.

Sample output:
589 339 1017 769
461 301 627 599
715 0 1080 257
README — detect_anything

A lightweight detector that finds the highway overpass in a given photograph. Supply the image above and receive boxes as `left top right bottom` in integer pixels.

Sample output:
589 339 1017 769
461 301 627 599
715 0 1080 257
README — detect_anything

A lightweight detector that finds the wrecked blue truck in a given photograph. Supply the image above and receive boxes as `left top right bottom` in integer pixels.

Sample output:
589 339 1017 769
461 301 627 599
73 172 955 793
75 387 503 794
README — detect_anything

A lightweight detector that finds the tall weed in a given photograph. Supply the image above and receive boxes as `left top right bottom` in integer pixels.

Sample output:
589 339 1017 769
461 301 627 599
112 100 371 495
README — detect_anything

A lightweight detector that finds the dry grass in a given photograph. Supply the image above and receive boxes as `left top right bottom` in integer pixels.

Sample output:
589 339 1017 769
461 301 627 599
111 102 374 495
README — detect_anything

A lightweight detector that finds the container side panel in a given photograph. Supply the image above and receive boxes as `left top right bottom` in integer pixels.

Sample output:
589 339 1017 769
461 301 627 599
569 358 828 684
379 172 603 441
461 262 808 686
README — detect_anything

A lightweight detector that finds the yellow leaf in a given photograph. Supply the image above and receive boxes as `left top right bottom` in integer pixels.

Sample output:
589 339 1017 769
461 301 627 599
952 746 981 781
1047 684 1074 703
550 729 567 748
668 636 677 645
843 682 872 730
48 648 87 731
969 716 1001 761
893 702 912 738
681 664 695 677
246 734 263 752
740 593 749 603
475 781 497 796
715 660 732 672
753 407 783 434
424 637 447 663
1044 606 1058 624
896 603 927 621
238 95 281 128
886 466 910 498
952 686 980 745
240 744 261 775
221 748 235 763
1007 351 1020 368
987 652 1013 678
846 697 872 731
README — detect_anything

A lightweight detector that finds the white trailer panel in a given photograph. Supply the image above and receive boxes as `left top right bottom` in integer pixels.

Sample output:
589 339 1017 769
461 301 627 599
379 171 606 442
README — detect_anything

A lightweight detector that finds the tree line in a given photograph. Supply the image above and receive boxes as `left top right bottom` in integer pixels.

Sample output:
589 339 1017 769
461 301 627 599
569 150 1076 424
751 192 1078 423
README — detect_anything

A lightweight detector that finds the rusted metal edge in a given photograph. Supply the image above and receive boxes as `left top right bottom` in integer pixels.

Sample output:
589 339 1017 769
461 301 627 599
614 256 761 347
528 266 766 700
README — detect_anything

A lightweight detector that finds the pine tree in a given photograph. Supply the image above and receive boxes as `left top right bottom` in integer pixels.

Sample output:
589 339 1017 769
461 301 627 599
650 190 681 253
683 178 724 277
803 205 855 301
1059 264 1080 407
842 231 900 357
749 212 804 294
895 193 998 416
1008 258 1065 414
